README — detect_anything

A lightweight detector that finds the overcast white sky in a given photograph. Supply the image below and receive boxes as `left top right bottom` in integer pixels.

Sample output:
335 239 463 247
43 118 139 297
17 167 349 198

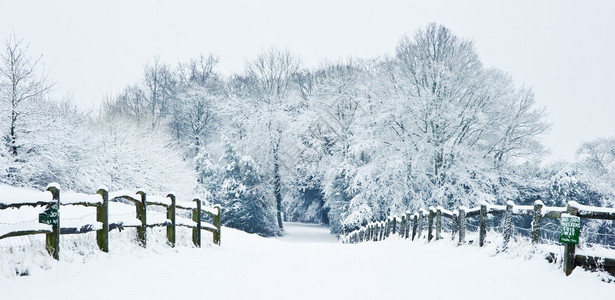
1 0 614 161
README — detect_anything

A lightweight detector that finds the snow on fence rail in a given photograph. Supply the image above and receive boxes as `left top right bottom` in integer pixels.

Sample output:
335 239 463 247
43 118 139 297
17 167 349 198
0 183 222 260
343 200 615 277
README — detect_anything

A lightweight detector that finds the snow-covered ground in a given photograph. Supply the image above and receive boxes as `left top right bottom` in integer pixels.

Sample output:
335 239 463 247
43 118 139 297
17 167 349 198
1 222 613 299
278 221 338 243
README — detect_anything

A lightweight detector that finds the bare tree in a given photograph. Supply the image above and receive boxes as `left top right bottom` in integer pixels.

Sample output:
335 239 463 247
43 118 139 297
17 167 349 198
577 137 615 177
246 48 299 102
141 57 176 127
0 35 53 157
177 53 219 87
104 84 146 122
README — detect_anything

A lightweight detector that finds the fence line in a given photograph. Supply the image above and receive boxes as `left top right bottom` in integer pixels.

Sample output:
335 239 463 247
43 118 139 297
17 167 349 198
343 200 615 276
0 183 222 260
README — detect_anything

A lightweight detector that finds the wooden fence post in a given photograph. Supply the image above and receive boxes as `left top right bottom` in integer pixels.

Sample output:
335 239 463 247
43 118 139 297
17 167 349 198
373 223 378 241
458 206 466 245
192 198 202 247
479 203 487 247
564 202 579 276
380 221 385 240
400 215 406 238
436 207 442 240
531 200 543 244
428 207 435 242
373 223 377 241
370 222 378 242
166 193 176 247
451 210 458 241
374 223 378 241
405 211 411 239
502 201 514 251
417 210 424 239
136 191 147 248
96 187 109 252
383 219 388 239
213 204 222 245
412 213 418 241
392 216 398 235
45 184 61 260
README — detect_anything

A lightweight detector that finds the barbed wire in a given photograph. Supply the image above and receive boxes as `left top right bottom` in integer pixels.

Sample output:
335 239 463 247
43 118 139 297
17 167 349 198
511 225 531 235
0 218 40 226
109 212 138 219
61 213 97 222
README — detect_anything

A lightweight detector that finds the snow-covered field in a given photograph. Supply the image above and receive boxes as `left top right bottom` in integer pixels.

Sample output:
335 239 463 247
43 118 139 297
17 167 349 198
1 222 613 299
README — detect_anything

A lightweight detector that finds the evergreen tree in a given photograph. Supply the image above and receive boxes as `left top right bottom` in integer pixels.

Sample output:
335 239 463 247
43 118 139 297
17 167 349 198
218 142 281 236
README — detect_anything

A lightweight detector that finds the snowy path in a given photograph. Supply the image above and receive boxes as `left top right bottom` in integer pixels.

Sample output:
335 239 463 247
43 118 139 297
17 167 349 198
277 222 338 243
2 223 614 299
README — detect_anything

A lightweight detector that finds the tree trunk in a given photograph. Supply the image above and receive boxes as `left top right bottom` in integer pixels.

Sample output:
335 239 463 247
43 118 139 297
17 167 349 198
273 151 284 229
10 81 18 156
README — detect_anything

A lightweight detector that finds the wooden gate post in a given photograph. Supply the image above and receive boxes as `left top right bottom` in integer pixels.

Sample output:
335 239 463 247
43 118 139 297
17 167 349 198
166 193 176 247
136 191 147 248
96 187 109 252
531 200 543 244
192 198 202 247
479 203 487 247
45 184 61 260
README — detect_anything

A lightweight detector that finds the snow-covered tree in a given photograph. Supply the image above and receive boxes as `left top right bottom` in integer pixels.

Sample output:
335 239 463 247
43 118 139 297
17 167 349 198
84 115 197 197
49 24 554 236
239 48 302 230
0 35 53 183
216 141 281 236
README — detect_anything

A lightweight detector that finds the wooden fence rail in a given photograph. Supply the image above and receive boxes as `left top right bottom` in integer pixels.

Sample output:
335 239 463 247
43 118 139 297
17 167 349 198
344 200 615 276
0 183 222 260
